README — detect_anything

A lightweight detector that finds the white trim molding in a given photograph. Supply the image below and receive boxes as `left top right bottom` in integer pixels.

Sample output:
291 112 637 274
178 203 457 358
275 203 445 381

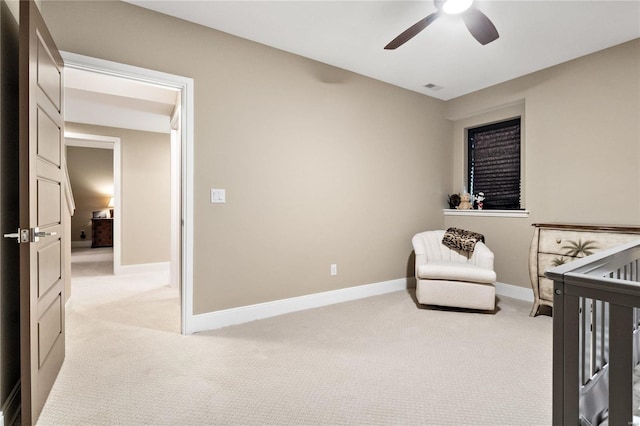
443 209 530 218
61 51 195 335
187 278 415 333
118 261 170 275
495 281 534 302
187 278 532 333
64 132 122 275
70 240 92 248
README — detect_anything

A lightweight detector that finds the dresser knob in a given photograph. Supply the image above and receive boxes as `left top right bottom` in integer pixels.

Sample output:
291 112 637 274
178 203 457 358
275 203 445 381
556 238 562 244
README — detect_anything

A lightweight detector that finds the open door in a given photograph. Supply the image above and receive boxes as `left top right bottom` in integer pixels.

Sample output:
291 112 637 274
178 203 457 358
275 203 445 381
17 1 65 423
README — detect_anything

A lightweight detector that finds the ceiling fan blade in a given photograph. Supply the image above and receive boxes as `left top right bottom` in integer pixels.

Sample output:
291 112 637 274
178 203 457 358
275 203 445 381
462 7 499 45
384 12 440 50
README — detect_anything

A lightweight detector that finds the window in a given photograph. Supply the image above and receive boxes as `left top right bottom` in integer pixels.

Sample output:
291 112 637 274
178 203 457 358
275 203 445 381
467 118 521 210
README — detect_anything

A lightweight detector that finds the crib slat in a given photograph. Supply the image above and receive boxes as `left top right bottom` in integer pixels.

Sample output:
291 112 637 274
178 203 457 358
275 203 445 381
580 297 587 383
608 303 633 425
591 300 597 376
559 291 581 425
597 300 605 369
600 302 609 366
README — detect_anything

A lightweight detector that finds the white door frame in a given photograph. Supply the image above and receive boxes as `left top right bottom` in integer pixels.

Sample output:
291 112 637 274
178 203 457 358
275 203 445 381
61 51 195 335
64 133 121 273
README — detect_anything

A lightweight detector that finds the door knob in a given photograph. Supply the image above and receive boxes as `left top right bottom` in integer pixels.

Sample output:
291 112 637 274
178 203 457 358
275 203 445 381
32 227 56 242
3 228 57 243
35 231 57 238
3 229 30 243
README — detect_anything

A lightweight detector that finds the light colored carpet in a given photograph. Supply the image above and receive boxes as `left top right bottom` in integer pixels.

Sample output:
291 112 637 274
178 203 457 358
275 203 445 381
37 251 552 425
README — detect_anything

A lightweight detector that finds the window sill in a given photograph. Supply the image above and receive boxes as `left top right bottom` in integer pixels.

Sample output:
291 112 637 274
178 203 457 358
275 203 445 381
443 209 530 218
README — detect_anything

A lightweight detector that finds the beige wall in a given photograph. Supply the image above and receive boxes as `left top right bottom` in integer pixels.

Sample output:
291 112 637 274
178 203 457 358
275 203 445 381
67 146 113 242
43 1 451 313
66 123 171 266
445 39 640 288
43 1 638 315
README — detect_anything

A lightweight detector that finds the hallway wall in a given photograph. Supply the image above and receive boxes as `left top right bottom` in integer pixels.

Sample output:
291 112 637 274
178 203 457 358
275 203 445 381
66 123 171 266
67 146 114 244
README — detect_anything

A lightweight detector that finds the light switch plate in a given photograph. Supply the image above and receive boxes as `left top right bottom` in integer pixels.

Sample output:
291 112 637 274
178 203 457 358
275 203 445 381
211 188 226 203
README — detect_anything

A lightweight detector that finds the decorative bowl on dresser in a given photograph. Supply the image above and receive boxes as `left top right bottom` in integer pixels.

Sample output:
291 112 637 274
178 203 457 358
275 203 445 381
529 223 640 317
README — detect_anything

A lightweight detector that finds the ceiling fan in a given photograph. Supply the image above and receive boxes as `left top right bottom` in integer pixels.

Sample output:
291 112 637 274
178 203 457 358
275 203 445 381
384 0 499 49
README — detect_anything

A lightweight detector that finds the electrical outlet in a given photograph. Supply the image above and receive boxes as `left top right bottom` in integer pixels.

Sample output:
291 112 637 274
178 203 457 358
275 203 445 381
330 264 337 276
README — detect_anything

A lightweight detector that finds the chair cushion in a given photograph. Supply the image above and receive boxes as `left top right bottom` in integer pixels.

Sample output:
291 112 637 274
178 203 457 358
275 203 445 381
417 261 496 284
416 279 495 310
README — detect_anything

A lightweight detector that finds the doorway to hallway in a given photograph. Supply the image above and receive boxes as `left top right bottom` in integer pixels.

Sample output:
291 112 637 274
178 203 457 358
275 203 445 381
62 52 195 334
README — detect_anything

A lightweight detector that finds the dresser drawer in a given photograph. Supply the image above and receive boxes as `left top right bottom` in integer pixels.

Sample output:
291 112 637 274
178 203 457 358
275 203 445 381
91 218 113 248
530 224 640 317
539 277 554 302
538 252 573 277
538 229 640 257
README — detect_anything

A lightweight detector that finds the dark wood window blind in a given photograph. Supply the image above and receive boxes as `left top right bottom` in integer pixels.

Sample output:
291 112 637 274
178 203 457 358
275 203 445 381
468 118 521 210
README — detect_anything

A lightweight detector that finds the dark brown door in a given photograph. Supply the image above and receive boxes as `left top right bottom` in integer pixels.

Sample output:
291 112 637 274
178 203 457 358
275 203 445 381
19 2 65 424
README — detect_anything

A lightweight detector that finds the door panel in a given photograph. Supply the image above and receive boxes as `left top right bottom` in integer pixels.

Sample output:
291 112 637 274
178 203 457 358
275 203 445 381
37 109 61 166
19 2 65 424
36 179 61 226
37 294 62 367
37 241 61 297
36 34 60 110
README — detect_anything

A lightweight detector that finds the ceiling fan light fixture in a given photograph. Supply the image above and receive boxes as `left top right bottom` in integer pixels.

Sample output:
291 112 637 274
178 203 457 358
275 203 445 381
442 0 473 15
385 0 497 49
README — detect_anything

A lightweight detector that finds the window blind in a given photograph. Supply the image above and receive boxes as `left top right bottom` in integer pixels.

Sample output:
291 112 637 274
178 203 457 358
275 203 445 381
468 118 521 210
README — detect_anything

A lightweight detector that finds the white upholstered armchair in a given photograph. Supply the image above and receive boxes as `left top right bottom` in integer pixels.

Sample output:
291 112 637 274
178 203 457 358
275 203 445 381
412 230 497 311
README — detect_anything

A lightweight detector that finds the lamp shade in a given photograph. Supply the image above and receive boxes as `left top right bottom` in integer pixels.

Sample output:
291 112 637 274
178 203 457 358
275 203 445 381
107 197 115 208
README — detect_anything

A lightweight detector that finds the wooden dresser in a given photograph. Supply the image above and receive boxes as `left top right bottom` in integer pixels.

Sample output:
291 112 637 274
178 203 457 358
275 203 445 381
91 218 113 248
529 223 640 316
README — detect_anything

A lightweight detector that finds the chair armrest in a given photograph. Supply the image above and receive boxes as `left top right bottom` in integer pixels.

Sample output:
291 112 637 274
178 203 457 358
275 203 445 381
414 253 427 275
412 235 427 277
470 242 495 271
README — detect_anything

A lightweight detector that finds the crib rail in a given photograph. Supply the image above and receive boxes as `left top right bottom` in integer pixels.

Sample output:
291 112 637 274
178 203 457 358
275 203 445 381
547 239 640 426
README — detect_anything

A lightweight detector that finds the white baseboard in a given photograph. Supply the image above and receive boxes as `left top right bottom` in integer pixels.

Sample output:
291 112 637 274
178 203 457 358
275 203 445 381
116 261 170 275
66 294 74 312
71 240 92 248
187 278 530 334
188 277 415 333
495 282 534 302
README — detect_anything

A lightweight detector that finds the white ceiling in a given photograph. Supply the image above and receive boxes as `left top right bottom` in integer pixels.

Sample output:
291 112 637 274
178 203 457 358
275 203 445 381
65 0 640 132
124 0 640 100
65 68 179 134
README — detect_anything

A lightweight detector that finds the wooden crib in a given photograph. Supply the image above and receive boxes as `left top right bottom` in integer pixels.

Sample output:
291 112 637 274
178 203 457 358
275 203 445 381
547 239 640 426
